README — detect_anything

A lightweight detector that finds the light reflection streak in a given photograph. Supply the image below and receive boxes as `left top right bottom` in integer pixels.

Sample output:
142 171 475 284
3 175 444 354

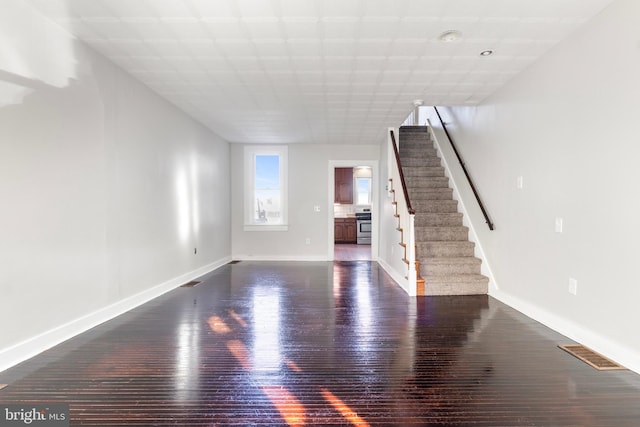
356 283 373 330
320 388 370 427
207 316 231 334
252 287 281 372
261 386 306 427
355 282 374 354
174 322 200 401
286 360 303 373
0 80 33 108
189 154 200 235
209 306 373 427
332 268 341 299
174 155 202 244
175 170 190 242
226 339 251 371
228 309 248 328
0 1 77 91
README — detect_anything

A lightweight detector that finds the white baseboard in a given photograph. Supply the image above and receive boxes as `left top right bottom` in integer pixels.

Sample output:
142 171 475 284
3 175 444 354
232 255 330 261
378 258 411 295
490 288 640 375
0 256 231 373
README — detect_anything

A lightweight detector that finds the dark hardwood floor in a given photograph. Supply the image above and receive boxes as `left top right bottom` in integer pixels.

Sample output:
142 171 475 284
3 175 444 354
2 261 640 426
334 243 371 261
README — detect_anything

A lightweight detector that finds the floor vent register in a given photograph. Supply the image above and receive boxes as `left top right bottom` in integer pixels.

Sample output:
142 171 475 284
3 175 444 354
180 281 201 288
559 344 626 371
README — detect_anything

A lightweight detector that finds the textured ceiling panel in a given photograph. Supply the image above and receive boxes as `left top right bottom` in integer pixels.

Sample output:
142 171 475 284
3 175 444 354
25 0 614 144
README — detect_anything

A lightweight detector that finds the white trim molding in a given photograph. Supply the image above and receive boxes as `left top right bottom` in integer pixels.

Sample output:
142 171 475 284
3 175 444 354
0 257 231 373
491 289 640 375
327 160 379 262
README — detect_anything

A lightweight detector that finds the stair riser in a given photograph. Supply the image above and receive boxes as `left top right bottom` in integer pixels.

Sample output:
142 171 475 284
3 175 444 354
411 201 458 212
421 262 482 276
414 214 463 227
415 227 469 241
400 126 430 131
417 242 475 257
399 134 431 140
403 167 445 177
401 158 441 167
400 136 431 140
400 132 432 139
400 149 438 158
408 189 454 200
399 128 431 133
400 141 433 150
399 140 436 148
406 177 449 188
421 281 488 296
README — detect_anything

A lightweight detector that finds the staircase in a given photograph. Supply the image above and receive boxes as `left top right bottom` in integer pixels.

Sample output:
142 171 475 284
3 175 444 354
398 126 488 296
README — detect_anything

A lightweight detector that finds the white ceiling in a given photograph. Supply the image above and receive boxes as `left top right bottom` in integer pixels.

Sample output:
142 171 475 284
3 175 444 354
25 0 613 144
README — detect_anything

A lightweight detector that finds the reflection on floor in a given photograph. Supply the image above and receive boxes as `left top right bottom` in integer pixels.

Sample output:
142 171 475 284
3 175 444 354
2 261 640 426
334 243 371 261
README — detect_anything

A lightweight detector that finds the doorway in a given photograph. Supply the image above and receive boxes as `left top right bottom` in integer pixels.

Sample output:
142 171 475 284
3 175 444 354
328 161 379 261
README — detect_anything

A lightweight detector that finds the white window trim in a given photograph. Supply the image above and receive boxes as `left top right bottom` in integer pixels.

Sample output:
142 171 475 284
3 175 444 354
244 145 288 231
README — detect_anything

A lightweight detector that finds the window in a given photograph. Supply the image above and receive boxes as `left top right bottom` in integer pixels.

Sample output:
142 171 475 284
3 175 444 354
356 177 372 205
244 145 288 231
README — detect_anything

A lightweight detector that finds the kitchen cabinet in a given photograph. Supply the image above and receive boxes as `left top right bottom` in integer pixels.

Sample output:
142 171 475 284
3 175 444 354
334 218 357 243
334 168 353 204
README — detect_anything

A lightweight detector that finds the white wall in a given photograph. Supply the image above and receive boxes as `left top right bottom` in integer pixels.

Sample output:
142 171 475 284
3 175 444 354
432 0 640 372
0 0 231 371
230 144 379 260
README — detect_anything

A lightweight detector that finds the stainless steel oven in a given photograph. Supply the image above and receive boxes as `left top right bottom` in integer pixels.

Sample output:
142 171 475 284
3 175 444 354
355 210 371 245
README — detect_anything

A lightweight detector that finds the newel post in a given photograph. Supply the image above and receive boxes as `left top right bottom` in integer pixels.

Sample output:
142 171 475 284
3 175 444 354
407 214 417 295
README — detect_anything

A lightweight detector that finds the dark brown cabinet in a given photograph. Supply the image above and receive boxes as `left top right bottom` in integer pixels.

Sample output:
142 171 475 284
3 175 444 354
334 218 357 243
334 168 353 204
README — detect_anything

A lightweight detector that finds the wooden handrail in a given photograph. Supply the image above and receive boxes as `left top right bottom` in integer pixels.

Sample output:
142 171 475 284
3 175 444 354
433 107 494 230
390 130 415 215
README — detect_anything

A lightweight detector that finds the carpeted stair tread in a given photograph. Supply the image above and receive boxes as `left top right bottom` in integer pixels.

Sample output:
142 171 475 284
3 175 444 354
405 176 450 188
414 226 470 241
411 200 459 212
401 157 442 167
399 135 432 142
416 241 476 257
414 212 463 227
400 148 437 157
397 125 489 296
400 148 438 158
402 166 445 177
400 145 432 151
408 188 454 200
399 138 435 147
419 257 482 275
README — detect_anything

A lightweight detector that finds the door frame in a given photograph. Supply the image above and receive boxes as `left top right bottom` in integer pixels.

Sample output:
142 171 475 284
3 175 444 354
327 160 379 261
